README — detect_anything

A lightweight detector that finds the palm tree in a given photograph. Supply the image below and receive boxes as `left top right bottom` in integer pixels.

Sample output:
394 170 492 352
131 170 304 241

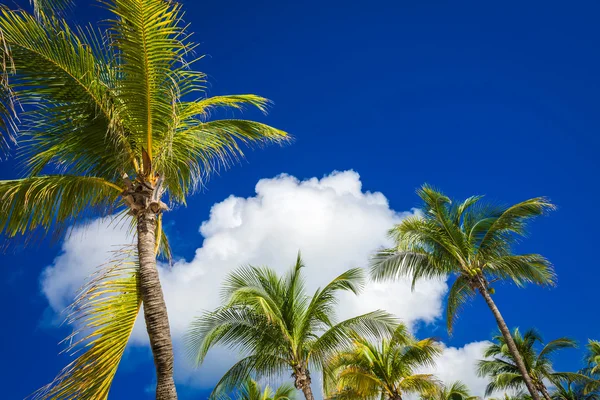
218 378 296 400
186 254 397 400
583 340 600 393
585 341 600 376
421 381 479 400
551 379 600 400
0 0 287 398
323 323 441 400
478 328 583 400
370 185 556 400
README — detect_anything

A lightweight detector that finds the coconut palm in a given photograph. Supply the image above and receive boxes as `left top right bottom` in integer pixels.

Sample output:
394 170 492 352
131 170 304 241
218 378 296 400
370 185 556 400
420 381 479 400
478 328 584 400
0 0 287 398
186 254 397 400
551 379 600 400
323 323 441 400
585 341 600 376
582 340 600 393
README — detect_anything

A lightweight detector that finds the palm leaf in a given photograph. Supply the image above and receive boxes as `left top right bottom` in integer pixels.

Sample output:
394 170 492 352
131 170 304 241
0 175 122 238
31 247 141 399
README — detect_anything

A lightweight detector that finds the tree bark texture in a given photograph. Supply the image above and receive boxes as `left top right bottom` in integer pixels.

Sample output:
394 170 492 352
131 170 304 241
478 283 541 400
138 210 178 400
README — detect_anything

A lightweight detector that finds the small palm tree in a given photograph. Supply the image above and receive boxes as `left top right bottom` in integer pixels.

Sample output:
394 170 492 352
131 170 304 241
0 1 287 398
421 381 479 400
186 254 397 400
323 323 441 400
551 379 600 400
583 340 600 393
478 328 583 400
370 185 556 400
586 341 600 376
219 378 296 400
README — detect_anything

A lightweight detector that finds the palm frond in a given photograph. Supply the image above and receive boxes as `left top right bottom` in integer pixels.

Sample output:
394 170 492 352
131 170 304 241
209 355 290 400
32 247 141 399
30 0 73 18
446 275 476 334
0 175 122 238
485 254 556 288
0 8 130 176
106 0 196 161
309 310 397 365
162 119 288 202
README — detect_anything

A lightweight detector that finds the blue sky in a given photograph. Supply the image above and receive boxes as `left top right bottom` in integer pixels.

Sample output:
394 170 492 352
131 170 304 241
1 0 599 398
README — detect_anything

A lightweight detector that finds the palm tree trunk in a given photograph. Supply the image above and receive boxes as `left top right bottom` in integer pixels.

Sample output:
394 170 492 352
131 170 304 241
294 367 314 400
138 210 178 399
300 384 315 400
477 283 541 400
539 385 553 400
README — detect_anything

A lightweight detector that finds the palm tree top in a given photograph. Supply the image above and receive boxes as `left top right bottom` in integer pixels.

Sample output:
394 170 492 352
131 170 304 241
0 0 288 242
186 253 397 398
218 378 296 400
370 184 556 332
478 327 583 397
323 323 441 400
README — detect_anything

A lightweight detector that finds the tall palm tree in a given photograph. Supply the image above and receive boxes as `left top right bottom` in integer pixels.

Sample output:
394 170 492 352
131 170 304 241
218 378 296 400
370 185 556 400
323 323 441 400
478 328 583 400
0 0 287 398
420 381 479 400
186 254 397 400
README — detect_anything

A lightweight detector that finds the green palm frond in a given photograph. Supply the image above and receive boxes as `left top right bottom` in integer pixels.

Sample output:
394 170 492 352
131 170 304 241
32 247 141 399
107 0 194 161
586 340 600 375
478 328 582 397
370 184 556 337
187 254 394 399
210 355 290 400
0 8 126 173
324 323 441 400
217 378 296 400
0 175 122 238
163 119 288 202
446 275 476 334
30 0 73 17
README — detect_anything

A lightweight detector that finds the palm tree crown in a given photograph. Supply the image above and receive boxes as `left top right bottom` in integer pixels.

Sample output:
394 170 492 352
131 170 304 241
420 381 479 400
370 185 556 333
369 185 556 400
478 328 582 399
0 0 287 240
218 378 296 400
586 340 600 376
551 379 600 400
0 0 287 398
323 323 441 400
186 254 397 400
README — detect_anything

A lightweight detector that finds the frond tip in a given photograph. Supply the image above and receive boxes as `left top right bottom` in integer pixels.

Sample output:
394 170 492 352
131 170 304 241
32 248 141 400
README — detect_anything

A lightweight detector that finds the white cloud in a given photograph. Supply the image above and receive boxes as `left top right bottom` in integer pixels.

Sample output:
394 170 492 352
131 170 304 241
420 341 492 399
40 170 450 392
41 218 134 312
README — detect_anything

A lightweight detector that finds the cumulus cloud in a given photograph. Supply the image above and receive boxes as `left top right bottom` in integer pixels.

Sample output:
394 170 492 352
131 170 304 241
40 170 450 391
420 341 492 399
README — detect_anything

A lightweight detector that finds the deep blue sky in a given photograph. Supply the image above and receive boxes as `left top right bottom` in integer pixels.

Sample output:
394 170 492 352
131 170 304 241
1 0 599 398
